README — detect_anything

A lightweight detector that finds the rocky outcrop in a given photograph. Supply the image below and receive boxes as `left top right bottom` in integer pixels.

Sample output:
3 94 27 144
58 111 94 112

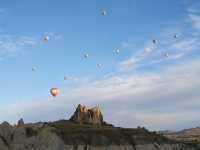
0 122 13 147
17 119 24 127
0 122 65 150
70 104 103 125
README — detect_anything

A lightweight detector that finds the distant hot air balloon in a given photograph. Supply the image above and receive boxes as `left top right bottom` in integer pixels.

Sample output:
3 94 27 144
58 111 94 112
43 34 50 42
152 39 158 44
32 66 37 72
84 53 89 59
50 88 58 97
101 10 107 16
97 63 102 69
114 48 120 54
174 34 178 39
164 52 169 58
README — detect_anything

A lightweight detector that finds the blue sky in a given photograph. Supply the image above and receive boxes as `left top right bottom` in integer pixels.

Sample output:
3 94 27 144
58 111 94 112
0 0 200 131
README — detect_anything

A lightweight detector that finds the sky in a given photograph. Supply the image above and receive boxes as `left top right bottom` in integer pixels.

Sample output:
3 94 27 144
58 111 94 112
0 0 200 131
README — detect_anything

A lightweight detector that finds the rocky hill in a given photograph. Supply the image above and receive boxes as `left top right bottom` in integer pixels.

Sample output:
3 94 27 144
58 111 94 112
0 104 199 150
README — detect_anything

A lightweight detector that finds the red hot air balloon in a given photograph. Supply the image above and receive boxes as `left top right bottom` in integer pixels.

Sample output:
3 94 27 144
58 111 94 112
50 88 58 97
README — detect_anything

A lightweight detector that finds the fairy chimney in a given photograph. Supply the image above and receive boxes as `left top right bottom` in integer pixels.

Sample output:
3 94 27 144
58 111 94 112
69 104 103 125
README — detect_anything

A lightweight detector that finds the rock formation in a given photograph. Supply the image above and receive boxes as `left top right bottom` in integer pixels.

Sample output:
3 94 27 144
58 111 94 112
69 104 104 125
17 118 24 127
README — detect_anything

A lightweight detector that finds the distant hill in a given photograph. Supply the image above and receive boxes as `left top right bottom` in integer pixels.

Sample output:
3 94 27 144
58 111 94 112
163 127 200 143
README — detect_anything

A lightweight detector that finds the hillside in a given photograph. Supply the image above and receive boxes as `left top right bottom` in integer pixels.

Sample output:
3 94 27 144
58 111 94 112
163 127 200 143
0 104 199 150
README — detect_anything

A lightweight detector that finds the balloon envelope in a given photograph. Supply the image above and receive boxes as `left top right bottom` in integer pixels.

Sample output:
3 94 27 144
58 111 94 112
152 39 158 44
115 48 120 54
97 63 102 68
164 53 169 58
50 88 58 97
101 10 107 16
174 34 178 39
32 67 37 71
84 53 89 59
43 35 50 42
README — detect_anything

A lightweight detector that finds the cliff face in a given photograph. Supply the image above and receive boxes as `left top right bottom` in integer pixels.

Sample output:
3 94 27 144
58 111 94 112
0 105 198 150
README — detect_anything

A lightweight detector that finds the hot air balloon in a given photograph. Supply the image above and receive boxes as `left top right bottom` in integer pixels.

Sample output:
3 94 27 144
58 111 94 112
50 88 58 97
43 34 50 42
32 66 37 72
114 48 120 54
152 39 158 44
164 52 169 58
84 53 89 59
174 34 178 39
97 63 102 69
101 10 107 16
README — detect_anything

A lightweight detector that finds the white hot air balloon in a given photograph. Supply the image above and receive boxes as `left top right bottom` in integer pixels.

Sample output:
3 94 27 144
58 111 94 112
174 34 178 39
152 39 158 44
97 63 102 69
84 53 89 59
114 48 120 54
32 66 37 72
43 34 50 42
101 10 107 16
164 52 169 58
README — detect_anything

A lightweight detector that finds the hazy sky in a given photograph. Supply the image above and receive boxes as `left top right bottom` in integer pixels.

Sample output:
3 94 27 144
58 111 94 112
0 0 200 131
